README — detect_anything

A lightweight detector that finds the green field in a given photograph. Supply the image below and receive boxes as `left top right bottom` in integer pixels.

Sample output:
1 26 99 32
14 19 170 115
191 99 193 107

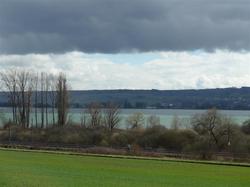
0 150 249 187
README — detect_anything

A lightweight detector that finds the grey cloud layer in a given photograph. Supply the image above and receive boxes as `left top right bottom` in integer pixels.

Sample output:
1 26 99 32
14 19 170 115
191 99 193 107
1 0 250 54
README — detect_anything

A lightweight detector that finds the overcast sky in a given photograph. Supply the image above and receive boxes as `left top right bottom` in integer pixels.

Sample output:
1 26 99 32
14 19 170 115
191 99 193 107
1 0 250 90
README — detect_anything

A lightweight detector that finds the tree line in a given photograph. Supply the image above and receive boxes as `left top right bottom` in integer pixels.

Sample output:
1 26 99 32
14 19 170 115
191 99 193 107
0 70 69 128
0 69 122 132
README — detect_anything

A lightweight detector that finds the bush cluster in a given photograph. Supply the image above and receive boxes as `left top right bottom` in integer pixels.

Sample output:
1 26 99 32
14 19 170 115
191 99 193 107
0 109 250 160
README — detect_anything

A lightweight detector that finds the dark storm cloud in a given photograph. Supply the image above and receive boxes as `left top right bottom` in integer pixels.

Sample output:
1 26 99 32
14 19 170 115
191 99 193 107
1 0 250 54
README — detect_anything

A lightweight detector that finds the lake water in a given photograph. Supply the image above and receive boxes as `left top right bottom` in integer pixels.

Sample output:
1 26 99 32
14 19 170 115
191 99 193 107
0 108 249 128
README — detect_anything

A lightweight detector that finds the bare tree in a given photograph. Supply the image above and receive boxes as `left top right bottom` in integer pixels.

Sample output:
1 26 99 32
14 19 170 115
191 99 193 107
45 73 50 127
34 73 39 128
147 115 161 127
171 115 182 130
87 102 102 128
104 102 121 131
1 70 34 128
40 72 45 128
0 70 18 125
191 108 234 150
16 70 34 128
56 73 69 126
48 74 57 126
25 73 34 128
80 109 88 128
126 112 145 129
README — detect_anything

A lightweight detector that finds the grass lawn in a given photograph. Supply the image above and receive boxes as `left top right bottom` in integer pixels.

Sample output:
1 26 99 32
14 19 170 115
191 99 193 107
0 149 249 187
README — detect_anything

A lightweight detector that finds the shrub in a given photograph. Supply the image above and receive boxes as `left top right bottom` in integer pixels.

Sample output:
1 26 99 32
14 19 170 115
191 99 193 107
241 120 250 135
109 130 137 147
158 130 183 151
178 129 199 151
137 125 166 148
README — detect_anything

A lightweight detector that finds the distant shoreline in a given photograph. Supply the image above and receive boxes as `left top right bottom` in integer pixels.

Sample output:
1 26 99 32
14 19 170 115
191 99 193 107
1 87 250 110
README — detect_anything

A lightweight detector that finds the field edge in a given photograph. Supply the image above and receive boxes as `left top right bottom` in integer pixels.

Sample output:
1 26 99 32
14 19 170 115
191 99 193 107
0 147 249 168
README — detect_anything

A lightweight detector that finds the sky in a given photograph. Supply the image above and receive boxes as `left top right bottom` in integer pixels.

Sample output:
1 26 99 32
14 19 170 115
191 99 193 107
1 0 250 90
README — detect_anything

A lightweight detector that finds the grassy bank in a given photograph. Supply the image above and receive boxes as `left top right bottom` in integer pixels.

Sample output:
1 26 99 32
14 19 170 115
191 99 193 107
0 149 249 187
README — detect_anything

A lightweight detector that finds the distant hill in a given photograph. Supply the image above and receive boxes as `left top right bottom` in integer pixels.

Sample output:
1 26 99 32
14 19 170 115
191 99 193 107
1 87 250 110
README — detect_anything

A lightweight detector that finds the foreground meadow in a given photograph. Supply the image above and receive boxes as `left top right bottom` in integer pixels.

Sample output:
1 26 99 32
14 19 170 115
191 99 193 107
0 150 249 187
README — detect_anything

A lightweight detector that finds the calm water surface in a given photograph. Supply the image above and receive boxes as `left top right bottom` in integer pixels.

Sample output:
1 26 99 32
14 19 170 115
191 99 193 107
0 108 249 128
